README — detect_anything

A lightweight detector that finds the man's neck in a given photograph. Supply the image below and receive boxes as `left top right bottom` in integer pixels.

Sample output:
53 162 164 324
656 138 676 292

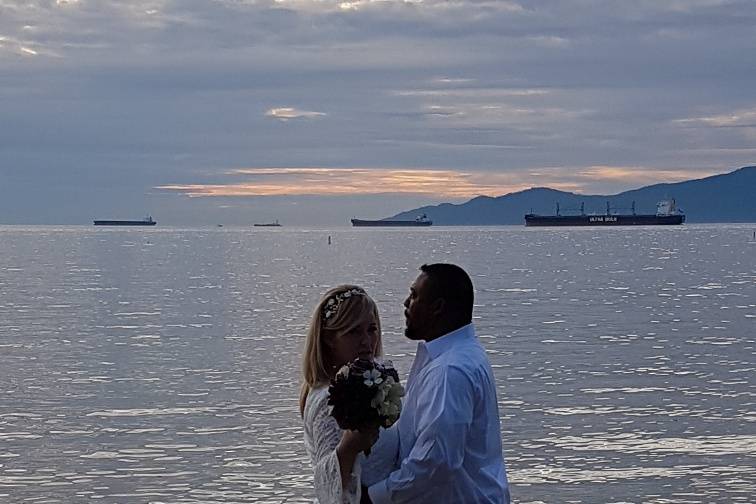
423 321 469 342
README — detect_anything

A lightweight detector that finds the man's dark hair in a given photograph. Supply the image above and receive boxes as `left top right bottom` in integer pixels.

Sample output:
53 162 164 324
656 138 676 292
419 263 474 325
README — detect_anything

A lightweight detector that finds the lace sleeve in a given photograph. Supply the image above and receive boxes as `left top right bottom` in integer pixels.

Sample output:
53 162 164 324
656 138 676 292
303 387 361 504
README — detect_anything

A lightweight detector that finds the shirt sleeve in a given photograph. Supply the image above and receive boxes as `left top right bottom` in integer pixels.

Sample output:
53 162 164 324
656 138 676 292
306 391 362 504
360 422 400 487
368 365 474 504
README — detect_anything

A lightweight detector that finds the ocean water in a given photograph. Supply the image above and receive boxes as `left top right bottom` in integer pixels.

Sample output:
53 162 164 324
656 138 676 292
0 224 754 504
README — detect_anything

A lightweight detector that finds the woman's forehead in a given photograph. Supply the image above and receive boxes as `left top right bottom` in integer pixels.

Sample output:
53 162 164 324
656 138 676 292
354 310 377 324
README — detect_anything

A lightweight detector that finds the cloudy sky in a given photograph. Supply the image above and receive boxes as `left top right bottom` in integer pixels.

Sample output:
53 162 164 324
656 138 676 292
2 0 755 225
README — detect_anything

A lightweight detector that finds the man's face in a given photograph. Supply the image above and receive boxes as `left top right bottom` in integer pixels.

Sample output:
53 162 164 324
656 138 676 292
403 272 435 341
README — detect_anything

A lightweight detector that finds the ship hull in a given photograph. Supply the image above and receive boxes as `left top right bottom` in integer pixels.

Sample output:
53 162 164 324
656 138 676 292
93 220 157 226
351 219 432 227
524 214 685 227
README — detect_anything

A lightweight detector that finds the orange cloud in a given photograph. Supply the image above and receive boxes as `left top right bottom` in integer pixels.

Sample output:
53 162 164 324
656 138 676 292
575 166 714 184
265 108 326 120
156 166 720 199
673 107 756 127
158 168 532 199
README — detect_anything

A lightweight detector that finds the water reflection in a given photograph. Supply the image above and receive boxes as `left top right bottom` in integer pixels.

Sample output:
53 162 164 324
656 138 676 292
0 225 754 503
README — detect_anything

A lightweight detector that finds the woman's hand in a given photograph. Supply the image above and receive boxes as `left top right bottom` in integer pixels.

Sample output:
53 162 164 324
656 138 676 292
336 426 380 489
340 425 379 455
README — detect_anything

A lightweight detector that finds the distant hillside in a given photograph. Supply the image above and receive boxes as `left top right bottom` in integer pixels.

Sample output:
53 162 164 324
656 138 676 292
390 166 756 224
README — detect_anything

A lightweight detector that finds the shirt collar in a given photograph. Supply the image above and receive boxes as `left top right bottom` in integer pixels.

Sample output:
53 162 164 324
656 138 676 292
421 323 475 360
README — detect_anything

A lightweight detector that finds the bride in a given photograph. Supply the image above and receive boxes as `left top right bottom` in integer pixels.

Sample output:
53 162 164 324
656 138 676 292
300 285 395 503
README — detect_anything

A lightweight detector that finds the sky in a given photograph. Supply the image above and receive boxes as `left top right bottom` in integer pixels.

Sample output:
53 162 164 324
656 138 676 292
2 0 756 226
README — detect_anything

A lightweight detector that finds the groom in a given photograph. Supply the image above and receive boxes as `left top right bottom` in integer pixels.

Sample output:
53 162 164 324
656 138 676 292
365 263 510 503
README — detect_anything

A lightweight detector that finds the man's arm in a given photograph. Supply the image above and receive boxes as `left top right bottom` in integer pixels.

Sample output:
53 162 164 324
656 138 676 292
368 366 474 504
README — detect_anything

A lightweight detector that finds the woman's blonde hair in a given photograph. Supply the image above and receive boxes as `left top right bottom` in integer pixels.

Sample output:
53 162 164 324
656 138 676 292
299 285 382 416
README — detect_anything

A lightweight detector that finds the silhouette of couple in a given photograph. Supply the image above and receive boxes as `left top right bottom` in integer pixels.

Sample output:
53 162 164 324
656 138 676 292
301 263 510 504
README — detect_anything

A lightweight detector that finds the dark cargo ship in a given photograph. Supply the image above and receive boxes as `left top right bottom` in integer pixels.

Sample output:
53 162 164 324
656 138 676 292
254 220 281 227
525 200 685 227
94 216 157 226
351 214 432 227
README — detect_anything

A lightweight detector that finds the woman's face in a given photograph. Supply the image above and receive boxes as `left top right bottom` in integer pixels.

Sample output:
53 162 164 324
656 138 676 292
326 310 380 371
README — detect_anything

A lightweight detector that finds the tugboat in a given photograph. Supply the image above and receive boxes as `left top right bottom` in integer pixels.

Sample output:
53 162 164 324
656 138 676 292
94 216 157 226
524 200 685 226
351 214 433 227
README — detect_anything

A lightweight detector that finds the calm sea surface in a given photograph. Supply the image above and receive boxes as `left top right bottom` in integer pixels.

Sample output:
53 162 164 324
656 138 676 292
1 225 754 504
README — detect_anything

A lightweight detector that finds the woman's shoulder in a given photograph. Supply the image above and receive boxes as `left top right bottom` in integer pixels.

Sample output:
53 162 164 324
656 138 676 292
303 385 330 419
307 384 329 402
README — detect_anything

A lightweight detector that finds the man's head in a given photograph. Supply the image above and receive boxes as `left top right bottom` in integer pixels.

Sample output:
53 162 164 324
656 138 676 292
403 263 474 342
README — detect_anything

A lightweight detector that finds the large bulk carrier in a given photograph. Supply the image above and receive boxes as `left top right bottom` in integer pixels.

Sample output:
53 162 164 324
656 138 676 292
94 216 157 226
525 200 685 227
351 214 433 227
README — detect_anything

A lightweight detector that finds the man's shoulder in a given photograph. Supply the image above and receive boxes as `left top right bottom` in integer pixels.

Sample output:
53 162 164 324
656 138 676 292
439 337 488 366
424 342 490 380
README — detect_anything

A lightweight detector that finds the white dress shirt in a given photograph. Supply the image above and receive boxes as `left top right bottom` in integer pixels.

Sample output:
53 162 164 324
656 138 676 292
368 323 510 503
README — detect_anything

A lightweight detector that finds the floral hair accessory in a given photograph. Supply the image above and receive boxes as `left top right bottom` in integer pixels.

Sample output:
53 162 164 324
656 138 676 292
322 287 366 321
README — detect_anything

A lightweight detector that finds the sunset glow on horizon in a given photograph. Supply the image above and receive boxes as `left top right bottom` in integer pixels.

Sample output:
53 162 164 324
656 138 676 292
156 166 716 199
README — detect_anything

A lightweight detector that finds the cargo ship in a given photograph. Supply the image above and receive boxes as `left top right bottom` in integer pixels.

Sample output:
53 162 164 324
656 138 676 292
524 200 685 227
94 216 157 226
351 214 432 227
254 220 281 227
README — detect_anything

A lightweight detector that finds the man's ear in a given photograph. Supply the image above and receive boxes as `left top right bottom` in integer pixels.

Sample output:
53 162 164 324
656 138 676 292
431 297 445 317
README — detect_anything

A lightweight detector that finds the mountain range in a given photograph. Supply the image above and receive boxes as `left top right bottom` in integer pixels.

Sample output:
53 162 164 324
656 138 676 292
389 166 756 225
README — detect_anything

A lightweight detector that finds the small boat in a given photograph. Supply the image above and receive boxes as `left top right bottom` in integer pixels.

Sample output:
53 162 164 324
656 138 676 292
351 214 433 227
94 216 157 226
254 220 281 227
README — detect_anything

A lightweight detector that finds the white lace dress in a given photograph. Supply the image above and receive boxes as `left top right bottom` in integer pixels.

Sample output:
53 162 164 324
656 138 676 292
303 386 362 504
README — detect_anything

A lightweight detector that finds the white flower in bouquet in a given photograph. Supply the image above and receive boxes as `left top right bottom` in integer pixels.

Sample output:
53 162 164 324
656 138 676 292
363 368 384 387
336 364 350 379
371 376 404 425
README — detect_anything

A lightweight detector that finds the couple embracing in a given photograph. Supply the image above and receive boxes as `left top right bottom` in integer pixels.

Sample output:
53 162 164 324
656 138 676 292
300 263 511 504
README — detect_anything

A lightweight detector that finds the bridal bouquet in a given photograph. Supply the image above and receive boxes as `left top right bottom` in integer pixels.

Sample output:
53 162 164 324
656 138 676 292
328 358 404 432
